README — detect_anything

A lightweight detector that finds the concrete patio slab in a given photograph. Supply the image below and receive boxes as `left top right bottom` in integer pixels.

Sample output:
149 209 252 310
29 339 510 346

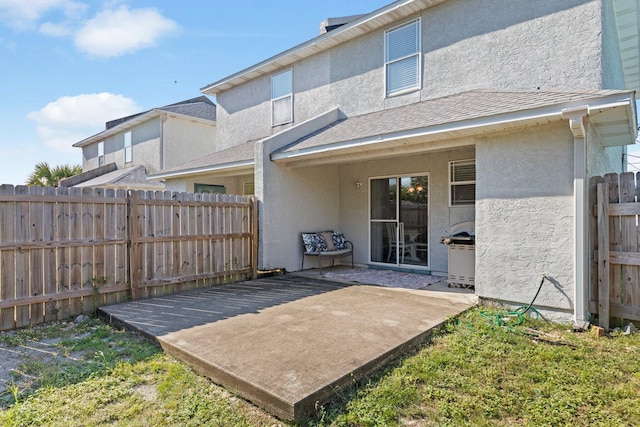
99 274 477 422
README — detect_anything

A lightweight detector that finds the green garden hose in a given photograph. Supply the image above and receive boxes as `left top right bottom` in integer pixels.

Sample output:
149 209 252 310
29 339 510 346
480 274 548 328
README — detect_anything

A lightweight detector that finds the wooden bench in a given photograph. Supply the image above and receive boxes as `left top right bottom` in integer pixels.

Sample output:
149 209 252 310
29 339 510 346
301 231 354 275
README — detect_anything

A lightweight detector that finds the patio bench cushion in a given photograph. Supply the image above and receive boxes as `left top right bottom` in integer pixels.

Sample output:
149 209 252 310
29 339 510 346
301 231 354 273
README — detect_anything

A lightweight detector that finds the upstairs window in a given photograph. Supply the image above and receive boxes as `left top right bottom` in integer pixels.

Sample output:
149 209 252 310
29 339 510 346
124 131 132 163
98 141 104 167
385 19 421 97
449 160 476 206
271 69 292 126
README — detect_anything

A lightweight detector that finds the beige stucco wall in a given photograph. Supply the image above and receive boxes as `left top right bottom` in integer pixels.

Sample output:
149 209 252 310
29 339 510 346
133 129 162 173
475 122 576 316
424 0 604 98
163 116 216 170
81 117 162 172
81 115 215 174
214 0 608 149
257 150 340 271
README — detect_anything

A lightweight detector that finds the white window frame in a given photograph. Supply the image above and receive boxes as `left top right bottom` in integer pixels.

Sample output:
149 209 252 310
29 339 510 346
124 131 132 163
271 68 293 126
98 141 105 167
384 18 422 97
449 160 476 207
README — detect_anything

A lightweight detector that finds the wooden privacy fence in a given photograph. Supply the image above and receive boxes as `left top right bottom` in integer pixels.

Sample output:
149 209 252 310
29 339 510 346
0 185 257 331
592 173 640 330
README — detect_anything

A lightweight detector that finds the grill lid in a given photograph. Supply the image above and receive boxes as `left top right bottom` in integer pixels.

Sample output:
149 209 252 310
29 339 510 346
440 221 475 245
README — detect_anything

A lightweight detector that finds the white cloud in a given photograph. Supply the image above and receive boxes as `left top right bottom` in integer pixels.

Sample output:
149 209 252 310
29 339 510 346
27 93 141 153
0 36 17 50
39 21 73 36
0 0 86 30
74 5 179 58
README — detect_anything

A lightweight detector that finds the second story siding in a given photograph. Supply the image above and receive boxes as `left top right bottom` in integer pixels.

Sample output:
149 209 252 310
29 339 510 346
82 117 161 172
212 0 615 149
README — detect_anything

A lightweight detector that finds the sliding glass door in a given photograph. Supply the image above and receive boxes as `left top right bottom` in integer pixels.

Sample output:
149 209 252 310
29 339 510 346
370 175 429 268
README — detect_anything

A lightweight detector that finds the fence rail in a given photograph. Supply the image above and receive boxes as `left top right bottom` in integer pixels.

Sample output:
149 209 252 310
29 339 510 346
591 173 640 330
0 185 257 331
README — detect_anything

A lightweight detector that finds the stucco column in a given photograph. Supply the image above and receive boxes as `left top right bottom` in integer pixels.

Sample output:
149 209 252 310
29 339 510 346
562 106 589 328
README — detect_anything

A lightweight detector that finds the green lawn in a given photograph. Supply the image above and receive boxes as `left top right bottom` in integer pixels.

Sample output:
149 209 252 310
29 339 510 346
1 309 639 426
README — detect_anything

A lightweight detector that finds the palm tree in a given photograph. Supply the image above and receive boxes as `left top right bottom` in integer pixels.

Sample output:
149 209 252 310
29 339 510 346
27 162 82 187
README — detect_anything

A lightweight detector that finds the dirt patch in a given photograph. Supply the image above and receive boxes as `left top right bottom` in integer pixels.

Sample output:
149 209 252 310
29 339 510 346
0 318 128 408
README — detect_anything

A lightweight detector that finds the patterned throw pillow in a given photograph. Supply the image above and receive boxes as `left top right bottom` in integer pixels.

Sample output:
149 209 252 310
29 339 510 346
332 232 347 250
302 233 327 254
320 231 336 251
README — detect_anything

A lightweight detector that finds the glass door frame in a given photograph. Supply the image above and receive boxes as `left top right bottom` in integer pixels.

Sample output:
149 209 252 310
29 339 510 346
368 172 430 270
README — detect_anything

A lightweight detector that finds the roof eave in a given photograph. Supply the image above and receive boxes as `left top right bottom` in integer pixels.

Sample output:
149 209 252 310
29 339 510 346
148 160 255 180
158 109 216 125
201 0 445 95
271 92 637 163
72 109 161 148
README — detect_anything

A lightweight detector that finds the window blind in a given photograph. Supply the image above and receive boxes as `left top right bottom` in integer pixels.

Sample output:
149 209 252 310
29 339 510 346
385 20 420 96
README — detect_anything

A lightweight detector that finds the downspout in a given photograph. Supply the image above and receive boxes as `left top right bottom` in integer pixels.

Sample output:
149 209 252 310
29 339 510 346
562 106 589 329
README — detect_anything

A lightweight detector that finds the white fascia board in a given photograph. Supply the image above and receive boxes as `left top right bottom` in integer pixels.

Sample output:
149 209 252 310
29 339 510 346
149 160 255 180
271 92 636 162
159 110 216 126
72 110 159 148
201 0 442 95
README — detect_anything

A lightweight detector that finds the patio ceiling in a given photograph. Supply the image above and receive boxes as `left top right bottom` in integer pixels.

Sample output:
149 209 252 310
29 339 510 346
270 90 637 168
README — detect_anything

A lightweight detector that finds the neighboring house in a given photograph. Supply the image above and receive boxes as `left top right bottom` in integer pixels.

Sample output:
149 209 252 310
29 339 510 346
66 96 217 190
150 0 639 325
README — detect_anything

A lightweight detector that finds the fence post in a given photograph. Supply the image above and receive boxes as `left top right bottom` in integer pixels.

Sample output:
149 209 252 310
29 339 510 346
597 182 610 330
251 197 259 280
128 191 139 301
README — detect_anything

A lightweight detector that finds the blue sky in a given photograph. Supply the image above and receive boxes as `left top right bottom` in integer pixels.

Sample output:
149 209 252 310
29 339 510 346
1 1 638 185
0 0 391 185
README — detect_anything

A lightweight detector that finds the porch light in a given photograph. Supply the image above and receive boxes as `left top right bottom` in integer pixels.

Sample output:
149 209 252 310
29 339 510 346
356 181 362 189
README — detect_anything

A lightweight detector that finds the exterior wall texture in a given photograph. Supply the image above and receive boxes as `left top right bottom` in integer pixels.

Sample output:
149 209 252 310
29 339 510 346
424 0 604 98
132 117 162 173
81 116 217 175
163 117 217 170
81 117 161 172
257 155 340 271
214 0 606 149
475 123 576 314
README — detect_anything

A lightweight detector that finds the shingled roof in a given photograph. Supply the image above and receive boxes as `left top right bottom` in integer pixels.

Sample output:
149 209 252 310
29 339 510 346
148 140 256 180
72 165 165 190
272 89 637 161
74 96 216 148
